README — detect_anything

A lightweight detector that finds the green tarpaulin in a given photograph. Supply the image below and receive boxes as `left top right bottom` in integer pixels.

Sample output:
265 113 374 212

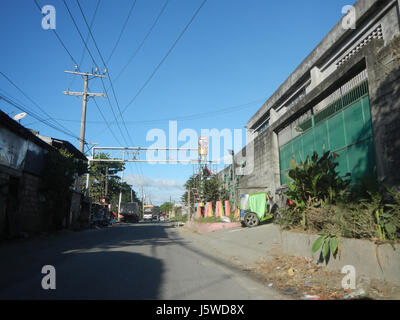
248 193 266 219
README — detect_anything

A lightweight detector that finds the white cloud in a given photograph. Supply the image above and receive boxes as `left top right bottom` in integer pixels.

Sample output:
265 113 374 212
125 174 185 206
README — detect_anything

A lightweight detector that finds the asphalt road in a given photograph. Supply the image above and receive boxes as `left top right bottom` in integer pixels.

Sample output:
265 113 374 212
0 222 281 300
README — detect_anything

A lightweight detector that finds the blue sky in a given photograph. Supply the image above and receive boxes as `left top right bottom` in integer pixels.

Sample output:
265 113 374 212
0 0 353 204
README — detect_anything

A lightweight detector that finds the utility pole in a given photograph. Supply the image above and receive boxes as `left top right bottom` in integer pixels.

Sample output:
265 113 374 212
63 70 107 153
229 149 237 213
118 152 126 219
105 167 109 198
188 189 191 221
141 187 145 220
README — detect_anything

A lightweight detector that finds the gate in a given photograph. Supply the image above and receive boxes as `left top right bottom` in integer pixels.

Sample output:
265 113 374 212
279 80 376 185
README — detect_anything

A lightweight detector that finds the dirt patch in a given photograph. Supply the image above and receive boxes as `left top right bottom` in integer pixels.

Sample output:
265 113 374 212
245 250 400 300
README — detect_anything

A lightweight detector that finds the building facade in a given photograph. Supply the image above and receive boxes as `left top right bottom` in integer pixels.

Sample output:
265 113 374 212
222 0 400 202
0 110 87 238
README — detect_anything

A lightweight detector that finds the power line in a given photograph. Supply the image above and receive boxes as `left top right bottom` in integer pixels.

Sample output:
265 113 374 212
106 0 138 63
75 0 135 148
63 0 130 146
113 0 169 84
33 0 79 67
0 92 82 141
50 98 264 126
72 0 147 184
68 0 101 89
122 0 208 114
34 0 125 148
0 71 79 139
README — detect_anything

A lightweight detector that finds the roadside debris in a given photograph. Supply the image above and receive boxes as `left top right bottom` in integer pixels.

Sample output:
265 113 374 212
283 288 298 295
250 252 400 300
343 288 366 299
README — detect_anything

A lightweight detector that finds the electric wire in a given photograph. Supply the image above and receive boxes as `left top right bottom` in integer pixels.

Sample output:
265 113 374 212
122 0 208 114
106 0 138 63
63 0 130 146
33 0 123 148
0 71 79 139
0 93 83 141
73 0 147 184
68 0 101 89
113 0 169 84
75 0 135 147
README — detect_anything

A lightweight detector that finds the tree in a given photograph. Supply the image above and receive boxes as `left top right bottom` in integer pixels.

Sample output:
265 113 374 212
181 174 227 206
160 202 174 213
86 153 142 210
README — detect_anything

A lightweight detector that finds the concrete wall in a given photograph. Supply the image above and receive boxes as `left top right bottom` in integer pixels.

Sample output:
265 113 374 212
366 36 400 187
275 225 400 286
18 172 47 233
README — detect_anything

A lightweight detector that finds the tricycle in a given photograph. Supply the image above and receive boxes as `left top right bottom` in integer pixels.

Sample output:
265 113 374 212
240 185 289 228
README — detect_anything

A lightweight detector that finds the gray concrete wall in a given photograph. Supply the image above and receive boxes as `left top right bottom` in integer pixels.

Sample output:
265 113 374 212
275 225 400 286
366 36 400 187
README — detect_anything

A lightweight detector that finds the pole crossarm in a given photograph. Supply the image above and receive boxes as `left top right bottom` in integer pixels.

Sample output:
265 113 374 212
64 70 107 78
63 90 106 98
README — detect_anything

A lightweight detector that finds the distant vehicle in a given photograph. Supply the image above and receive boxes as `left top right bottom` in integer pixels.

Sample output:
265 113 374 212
90 205 110 227
159 216 165 222
152 214 159 221
143 205 153 221
120 202 139 223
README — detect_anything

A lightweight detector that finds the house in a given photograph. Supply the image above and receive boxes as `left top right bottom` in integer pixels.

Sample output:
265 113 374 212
0 110 87 238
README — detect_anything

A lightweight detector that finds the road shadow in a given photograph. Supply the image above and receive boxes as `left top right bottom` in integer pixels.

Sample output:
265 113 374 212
0 249 163 300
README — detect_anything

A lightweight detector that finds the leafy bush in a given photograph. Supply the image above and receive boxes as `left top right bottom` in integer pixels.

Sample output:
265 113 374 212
276 150 400 246
169 215 188 222
274 207 302 230
285 151 351 209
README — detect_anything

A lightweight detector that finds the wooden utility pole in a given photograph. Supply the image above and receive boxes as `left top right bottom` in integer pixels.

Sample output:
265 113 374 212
118 152 126 219
141 187 145 220
105 167 109 198
63 70 106 153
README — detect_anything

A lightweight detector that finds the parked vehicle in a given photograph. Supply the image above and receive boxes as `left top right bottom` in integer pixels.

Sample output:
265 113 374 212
90 206 110 227
240 188 287 228
120 202 139 223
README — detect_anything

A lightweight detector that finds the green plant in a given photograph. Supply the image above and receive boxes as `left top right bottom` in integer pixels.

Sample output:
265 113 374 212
286 151 351 211
196 216 223 223
359 189 400 241
312 233 340 263
169 215 188 223
383 187 400 240
274 207 302 230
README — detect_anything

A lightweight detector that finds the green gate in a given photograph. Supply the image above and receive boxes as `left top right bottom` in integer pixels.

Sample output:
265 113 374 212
279 81 376 185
